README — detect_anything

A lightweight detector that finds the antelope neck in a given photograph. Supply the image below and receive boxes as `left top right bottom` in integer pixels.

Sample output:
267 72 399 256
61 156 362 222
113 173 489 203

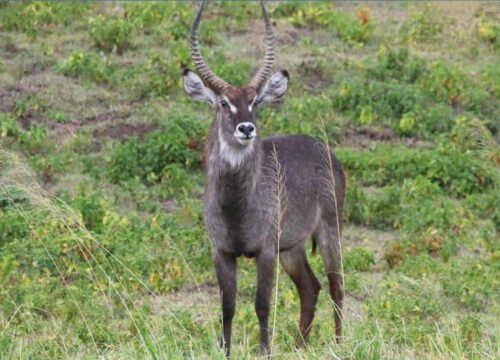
207 117 262 203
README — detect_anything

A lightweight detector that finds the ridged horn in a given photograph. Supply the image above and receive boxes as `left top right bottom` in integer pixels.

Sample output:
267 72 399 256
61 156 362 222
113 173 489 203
247 0 276 91
190 0 230 93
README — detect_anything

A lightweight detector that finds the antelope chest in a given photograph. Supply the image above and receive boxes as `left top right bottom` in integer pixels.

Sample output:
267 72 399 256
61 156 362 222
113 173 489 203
205 196 272 257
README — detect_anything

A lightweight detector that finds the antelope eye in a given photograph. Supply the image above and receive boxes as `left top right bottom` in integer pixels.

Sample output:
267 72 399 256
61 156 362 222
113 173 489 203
220 100 229 108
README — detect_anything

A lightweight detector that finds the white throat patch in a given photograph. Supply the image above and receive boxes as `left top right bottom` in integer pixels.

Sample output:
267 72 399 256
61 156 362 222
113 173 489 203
218 126 255 169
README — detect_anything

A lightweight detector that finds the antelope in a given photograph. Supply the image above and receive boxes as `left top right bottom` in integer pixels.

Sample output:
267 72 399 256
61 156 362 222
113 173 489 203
182 1 346 356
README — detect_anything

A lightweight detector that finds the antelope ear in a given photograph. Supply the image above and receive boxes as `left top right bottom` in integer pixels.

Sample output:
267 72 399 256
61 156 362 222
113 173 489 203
183 69 216 106
256 70 289 105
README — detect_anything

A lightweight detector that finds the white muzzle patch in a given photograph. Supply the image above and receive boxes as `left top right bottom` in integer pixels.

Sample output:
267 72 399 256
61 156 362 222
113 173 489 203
234 122 257 145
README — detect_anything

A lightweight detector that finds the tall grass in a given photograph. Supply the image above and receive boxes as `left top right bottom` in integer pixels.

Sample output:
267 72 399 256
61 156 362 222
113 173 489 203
269 144 288 354
0 148 223 358
1 137 499 358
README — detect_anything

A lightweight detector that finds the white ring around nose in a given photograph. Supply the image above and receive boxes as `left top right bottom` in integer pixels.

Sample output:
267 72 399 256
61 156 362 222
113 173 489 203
234 122 257 144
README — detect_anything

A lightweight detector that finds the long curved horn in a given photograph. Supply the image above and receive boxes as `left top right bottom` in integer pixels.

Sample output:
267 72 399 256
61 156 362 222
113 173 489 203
247 0 276 91
190 0 230 93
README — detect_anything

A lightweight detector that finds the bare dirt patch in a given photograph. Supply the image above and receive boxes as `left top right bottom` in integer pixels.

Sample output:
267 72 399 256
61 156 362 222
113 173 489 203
92 122 158 141
343 225 396 267
341 127 433 149
156 282 220 323
0 87 19 113
164 283 219 308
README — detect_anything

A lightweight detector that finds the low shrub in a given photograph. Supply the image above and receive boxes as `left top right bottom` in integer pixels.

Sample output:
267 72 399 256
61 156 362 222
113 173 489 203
419 61 470 105
458 316 483 345
366 46 426 84
140 46 190 98
441 256 500 311
13 95 47 120
480 61 500 98
338 144 495 197
260 93 333 137
344 247 375 271
0 113 20 138
211 57 252 88
0 208 28 248
465 189 500 231
58 51 114 83
0 2 89 38
332 78 423 130
273 2 374 45
331 49 497 137
17 124 55 156
124 2 170 28
72 189 108 234
403 3 444 44
344 181 368 225
89 17 133 53
124 2 194 40
108 111 206 183
476 13 500 50
366 274 444 344
395 253 441 279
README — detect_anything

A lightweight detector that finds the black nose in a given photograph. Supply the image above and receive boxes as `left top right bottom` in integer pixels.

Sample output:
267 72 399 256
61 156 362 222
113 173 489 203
238 124 255 137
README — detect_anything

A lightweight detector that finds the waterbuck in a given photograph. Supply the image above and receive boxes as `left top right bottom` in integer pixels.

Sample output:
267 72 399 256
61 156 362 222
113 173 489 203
182 1 346 356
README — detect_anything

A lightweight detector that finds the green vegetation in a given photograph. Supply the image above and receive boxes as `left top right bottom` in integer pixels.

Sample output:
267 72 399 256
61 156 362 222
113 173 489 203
89 16 133 53
0 1 498 359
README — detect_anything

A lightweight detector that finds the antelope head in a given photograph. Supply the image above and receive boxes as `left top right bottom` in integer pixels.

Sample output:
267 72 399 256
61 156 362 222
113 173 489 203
183 0 289 152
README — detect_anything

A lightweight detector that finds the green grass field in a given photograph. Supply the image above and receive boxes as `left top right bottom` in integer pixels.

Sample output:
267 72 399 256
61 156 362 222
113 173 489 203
0 1 499 358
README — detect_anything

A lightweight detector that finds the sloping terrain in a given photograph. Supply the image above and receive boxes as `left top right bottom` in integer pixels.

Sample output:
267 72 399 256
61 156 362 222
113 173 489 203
0 2 499 358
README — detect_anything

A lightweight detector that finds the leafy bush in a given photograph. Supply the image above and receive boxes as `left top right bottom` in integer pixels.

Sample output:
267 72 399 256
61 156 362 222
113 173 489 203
58 51 114 83
465 189 500 231
124 2 193 40
480 61 500 98
17 124 55 155
89 17 133 53
141 46 190 97
0 208 28 248
338 144 495 197
458 316 483 345
413 103 456 136
273 2 374 45
419 61 470 105
441 257 500 311
476 13 500 50
366 274 444 343
344 182 368 225
345 185 403 229
366 46 426 84
331 49 496 136
0 113 20 138
344 247 375 271
397 196 465 236
108 111 206 183
404 3 444 44
13 95 47 119
365 186 404 229
0 2 89 38
124 2 170 28
395 253 441 279
72 189 108 233
212 57 252 88
332 78 423 132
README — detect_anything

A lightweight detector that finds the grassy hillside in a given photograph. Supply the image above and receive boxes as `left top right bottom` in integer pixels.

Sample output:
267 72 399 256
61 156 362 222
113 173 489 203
0 1 499 358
